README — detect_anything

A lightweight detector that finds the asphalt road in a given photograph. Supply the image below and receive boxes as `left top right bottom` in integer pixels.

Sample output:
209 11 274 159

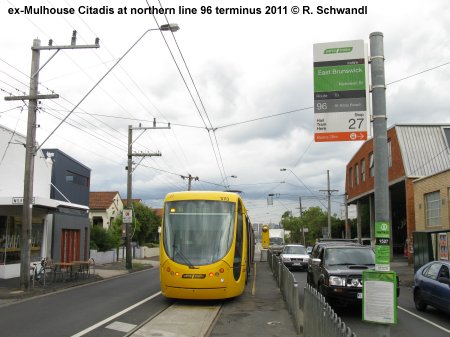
292 269 450 337
0 268 169 337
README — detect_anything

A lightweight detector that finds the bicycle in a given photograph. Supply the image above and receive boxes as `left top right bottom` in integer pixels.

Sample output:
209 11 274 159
30 257 51 287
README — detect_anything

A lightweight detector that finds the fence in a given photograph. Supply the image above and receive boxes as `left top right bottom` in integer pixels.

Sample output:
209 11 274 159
268 250 356 337
303 284 356 337
89 246 159 265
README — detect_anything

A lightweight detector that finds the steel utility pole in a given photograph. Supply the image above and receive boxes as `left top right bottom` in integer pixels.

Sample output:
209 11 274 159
319 170 338 238
180 174 199 191
126 119 170 269
344 193 350 239
4 32 99 290
298 197 305 245
370 31 391 337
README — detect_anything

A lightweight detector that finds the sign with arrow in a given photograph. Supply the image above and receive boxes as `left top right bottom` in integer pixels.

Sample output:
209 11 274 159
313 40 369 142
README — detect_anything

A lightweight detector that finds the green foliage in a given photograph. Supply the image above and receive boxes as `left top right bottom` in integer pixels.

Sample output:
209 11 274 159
130 202 161 245
90 203 162 250
90 225 120 252
280 206 348 246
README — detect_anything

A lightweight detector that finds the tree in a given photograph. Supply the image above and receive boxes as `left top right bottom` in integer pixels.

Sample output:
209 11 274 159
279 206 347 246
130 202 161 245
90 224 121 252
281 211 302 243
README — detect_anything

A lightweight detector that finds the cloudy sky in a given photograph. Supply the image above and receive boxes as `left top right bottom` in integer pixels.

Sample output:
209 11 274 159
1 0 449 224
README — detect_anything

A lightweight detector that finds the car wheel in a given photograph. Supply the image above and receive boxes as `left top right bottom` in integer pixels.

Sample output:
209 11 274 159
414 289 427 311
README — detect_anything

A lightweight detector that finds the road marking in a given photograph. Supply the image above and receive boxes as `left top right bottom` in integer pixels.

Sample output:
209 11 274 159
106 321 136 332
70 291 161 337
398 306 450 334
252 262 257 295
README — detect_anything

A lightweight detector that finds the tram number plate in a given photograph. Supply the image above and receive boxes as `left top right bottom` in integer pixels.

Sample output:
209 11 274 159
357 292 363 299
182 274 206 279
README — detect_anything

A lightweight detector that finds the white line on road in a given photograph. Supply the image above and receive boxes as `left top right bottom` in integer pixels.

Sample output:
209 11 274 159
398 306 450 334
71 291 161 337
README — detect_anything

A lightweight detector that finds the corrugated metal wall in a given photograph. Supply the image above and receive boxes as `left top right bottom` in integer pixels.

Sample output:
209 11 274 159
396 124 450 177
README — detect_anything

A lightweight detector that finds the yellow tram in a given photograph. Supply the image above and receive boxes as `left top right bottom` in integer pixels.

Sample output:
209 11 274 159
159 191 254 300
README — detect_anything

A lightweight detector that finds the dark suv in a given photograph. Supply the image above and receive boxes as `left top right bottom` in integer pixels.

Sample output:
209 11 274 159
307 242 377 305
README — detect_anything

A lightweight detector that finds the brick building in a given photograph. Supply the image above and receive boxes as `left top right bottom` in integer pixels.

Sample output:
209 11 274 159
346 124 450 264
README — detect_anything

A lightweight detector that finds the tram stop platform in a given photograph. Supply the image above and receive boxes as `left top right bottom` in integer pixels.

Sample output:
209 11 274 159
207 260 298 336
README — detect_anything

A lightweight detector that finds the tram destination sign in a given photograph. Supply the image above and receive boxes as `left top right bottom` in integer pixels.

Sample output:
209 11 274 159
313 40 369 142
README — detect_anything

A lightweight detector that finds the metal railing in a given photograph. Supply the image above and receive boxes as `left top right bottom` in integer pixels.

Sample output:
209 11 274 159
303 284 356 337
268 250 356 337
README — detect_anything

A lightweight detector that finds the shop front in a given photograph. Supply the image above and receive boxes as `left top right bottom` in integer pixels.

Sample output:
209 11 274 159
0 197 89 279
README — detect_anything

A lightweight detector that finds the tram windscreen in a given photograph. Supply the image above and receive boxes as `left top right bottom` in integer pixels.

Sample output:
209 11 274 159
163 200 236 265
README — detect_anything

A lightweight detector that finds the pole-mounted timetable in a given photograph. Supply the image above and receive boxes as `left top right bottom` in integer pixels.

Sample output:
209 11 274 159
313 40 369 142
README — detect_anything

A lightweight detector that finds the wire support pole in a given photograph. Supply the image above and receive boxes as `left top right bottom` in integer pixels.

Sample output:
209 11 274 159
319 170 338 238
370 31 391 337
2 33 99 290
126 122 169 269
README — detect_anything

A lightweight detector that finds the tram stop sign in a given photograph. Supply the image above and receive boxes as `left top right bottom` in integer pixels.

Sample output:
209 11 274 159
375 221 390 271
313 39 369 142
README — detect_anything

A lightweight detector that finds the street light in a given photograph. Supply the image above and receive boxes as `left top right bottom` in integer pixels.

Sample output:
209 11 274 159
37 23 180 151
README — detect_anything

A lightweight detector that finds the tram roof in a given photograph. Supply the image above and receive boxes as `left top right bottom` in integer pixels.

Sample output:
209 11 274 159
164 190 242 202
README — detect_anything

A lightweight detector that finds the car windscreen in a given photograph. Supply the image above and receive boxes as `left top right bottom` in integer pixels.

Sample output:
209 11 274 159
283 246 306 254
270 237 284 245
324 247 375 266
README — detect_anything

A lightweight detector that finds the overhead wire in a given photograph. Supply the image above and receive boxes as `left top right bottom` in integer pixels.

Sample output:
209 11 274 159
60 0 197 181
150 0 229 185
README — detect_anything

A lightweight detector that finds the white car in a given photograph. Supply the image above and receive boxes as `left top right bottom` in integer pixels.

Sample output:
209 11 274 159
281 244 310 270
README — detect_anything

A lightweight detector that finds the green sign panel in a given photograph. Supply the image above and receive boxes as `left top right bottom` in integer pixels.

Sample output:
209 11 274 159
375 221 390 271
375 221 390 238
362 270 397 324
313 63 366 92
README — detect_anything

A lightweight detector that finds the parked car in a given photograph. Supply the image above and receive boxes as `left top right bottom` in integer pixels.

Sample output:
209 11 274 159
413 260 450 314
268 236 284 256
307 242 400 306
280 244 309 270
308 239 360 271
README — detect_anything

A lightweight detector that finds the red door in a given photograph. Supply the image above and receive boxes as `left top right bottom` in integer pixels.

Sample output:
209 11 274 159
61 229 80 262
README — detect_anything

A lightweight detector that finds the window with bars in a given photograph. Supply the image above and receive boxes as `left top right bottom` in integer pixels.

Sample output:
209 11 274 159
361 158 366 182
369 152 374 177
387 139 392 168
425 191 441 227
349 167 353 189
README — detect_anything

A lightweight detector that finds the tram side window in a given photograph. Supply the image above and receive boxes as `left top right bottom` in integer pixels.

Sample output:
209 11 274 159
233 202 243 281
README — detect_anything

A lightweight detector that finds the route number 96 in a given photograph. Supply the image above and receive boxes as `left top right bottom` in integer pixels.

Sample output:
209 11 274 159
316 103 327 111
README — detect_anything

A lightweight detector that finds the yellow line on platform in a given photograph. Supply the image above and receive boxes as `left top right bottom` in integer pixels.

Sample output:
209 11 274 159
252 262 257 295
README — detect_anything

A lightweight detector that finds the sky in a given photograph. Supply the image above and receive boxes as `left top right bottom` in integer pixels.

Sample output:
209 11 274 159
1 0 449 225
